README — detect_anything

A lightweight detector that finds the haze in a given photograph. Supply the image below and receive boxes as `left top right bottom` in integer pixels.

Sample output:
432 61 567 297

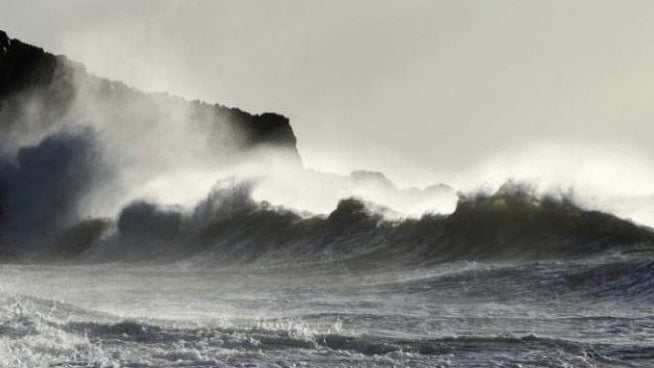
2 0 654 224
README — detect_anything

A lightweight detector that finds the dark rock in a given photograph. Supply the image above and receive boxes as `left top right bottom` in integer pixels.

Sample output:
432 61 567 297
0 29 300 157
349 170 397 191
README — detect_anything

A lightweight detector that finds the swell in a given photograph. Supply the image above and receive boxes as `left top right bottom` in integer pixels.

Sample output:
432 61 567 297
0 294 630 357
12 314 654 363
591 259 654 301
19 183 650 268
3 290 654 367
59 319 590 356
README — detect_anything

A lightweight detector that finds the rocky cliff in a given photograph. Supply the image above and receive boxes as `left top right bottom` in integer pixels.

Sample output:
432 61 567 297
0 30 299 156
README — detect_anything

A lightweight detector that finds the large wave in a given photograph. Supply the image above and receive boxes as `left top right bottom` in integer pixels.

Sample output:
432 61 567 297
2 179 650 265
1 30 653 266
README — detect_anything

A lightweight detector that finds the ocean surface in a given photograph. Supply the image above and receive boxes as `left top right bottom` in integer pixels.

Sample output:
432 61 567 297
3 245 654 367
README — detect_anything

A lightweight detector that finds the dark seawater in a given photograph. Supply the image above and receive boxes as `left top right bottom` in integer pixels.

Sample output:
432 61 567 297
2 247 654 367
2 185 654 367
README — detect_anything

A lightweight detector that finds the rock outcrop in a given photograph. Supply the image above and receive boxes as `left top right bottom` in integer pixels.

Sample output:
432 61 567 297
0 30 299 156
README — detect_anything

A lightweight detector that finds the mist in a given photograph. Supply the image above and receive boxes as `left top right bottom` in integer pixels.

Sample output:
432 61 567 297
3 1 654 229
4 4 654 367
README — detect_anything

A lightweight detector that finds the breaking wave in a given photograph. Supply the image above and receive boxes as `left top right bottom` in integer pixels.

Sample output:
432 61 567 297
2 180 650 267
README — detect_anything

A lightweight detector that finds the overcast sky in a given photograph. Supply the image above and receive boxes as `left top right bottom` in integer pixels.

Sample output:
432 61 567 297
2 0 654 192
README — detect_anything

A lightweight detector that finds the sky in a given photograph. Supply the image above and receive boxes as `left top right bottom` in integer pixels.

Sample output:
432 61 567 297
2 0 654 214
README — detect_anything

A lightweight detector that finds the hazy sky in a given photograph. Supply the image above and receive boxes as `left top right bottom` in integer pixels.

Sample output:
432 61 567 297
2 0 654 191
